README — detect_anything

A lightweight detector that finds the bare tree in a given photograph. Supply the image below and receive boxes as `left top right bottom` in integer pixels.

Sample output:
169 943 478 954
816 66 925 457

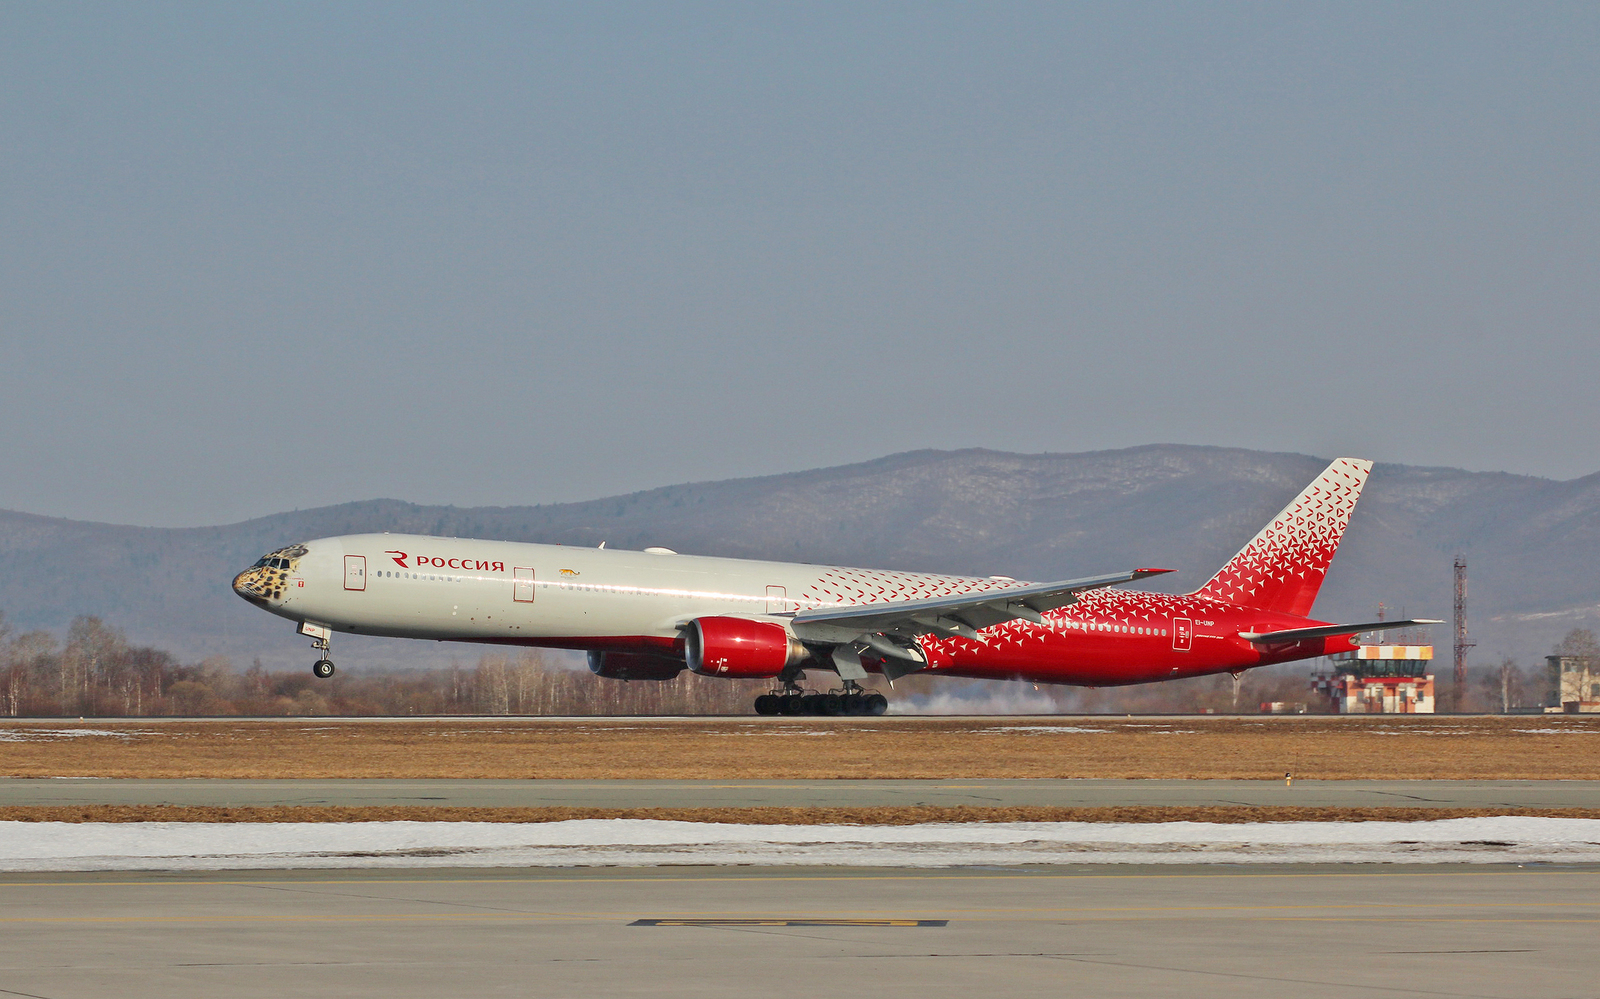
1555 629 1600 658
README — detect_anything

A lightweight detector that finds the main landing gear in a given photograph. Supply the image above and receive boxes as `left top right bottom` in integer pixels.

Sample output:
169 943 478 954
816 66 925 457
753 679 888 717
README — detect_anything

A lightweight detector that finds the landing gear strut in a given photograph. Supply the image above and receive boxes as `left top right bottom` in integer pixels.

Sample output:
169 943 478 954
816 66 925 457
753 676 887 716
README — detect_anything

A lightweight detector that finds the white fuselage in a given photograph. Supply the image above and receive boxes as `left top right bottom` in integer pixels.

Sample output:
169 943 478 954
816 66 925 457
239 533 1023 653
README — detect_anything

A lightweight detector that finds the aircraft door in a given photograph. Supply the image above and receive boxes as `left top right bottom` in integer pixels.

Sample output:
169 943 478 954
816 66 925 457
513 567 535 603
344 555 366 591
1171 617 1192 652
765 585 788 615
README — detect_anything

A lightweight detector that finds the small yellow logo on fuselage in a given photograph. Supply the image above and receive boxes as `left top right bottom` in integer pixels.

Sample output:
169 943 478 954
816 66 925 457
559 568 580 577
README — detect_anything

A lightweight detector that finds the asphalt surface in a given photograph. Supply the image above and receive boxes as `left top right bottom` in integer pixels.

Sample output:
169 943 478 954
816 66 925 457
2 777 1599 809
0 864 1592 998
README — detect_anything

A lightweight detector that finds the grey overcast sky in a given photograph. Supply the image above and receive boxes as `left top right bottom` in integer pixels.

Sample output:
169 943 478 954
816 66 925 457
2 2 1597 527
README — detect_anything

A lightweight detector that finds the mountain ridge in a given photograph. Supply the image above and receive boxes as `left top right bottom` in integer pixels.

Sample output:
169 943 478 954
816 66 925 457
1 444 1594 672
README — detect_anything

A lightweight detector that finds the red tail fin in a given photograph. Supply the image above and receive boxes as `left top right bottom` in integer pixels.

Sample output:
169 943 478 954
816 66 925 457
1195 457 1372 616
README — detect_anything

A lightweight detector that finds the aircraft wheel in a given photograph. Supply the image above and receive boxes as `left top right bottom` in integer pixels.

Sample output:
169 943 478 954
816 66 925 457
800 693 822 715
840 693 864 715
312 659 335 679
817 693 843 716
753 694 779 715
780 694 806 715
864 693 888 716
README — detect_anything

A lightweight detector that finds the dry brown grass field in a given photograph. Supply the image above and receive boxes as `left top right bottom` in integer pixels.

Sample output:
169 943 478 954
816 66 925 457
2 714 1598 780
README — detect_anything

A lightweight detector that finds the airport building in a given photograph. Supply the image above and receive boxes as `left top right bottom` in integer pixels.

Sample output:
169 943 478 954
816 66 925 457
1312 645 1436 714
1548 655 1600 713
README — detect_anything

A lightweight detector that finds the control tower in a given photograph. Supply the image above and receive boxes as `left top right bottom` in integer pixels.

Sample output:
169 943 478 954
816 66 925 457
1312 645 1436 713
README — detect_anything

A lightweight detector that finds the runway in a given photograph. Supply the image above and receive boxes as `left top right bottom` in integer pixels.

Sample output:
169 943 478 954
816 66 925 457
0 864 1593 998
3 777 1599 809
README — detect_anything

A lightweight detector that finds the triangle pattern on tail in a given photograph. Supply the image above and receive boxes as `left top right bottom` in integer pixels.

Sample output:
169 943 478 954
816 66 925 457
1194 457 1372 617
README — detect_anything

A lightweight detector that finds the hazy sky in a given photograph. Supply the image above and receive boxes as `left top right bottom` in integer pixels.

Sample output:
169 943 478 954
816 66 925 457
3 2 1597 527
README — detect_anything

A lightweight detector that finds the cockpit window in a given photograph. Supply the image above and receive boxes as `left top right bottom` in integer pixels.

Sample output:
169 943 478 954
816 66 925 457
252 547 306 569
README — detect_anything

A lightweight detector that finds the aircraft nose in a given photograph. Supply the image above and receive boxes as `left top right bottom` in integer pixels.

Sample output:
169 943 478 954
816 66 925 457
232 544 309 605
232 566 272 605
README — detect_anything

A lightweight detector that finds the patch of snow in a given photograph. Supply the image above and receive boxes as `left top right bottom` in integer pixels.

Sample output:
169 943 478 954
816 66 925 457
978 726 1110 734
1 817 1598 872
972 725 1199 735
0 729 154 742
709 731 835 737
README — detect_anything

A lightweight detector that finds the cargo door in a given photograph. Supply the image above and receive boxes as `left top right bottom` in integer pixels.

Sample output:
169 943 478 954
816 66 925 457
343 555 366 591
513 566 535 603
1171 617 1192 652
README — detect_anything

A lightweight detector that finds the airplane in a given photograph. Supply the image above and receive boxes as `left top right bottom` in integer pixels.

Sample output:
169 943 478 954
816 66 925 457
231 457 1437 715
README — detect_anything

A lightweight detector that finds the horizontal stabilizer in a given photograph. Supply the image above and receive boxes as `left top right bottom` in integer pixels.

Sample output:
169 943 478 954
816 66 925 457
1239 619 1443 645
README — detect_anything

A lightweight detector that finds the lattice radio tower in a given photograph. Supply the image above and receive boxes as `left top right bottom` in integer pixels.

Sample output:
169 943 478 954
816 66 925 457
1453 557 1474 711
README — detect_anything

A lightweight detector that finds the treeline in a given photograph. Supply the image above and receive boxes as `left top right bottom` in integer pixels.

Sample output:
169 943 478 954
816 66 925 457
0 611 1588 716
0 613 771 717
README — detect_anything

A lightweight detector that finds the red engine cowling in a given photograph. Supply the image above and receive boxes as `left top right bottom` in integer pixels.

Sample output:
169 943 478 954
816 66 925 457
587 651 685 681
685 617 802 678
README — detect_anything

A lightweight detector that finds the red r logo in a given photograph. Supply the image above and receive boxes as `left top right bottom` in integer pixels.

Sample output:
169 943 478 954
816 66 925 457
385 550 408 568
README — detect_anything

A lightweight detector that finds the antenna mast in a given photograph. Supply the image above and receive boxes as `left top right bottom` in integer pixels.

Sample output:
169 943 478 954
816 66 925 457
1453 557 1474 711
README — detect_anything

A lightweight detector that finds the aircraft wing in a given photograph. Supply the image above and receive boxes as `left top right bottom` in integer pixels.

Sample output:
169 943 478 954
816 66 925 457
790 568 1173 649
1238 619 1442 645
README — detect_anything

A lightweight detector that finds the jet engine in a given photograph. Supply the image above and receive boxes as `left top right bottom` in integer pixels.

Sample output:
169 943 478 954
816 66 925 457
685 617 805 678
587 651 685 681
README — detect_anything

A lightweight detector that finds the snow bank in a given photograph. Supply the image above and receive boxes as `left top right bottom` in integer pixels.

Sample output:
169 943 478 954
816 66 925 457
1 817 1598 871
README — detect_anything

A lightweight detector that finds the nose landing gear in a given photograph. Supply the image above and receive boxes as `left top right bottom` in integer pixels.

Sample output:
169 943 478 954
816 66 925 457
301 623 335 679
